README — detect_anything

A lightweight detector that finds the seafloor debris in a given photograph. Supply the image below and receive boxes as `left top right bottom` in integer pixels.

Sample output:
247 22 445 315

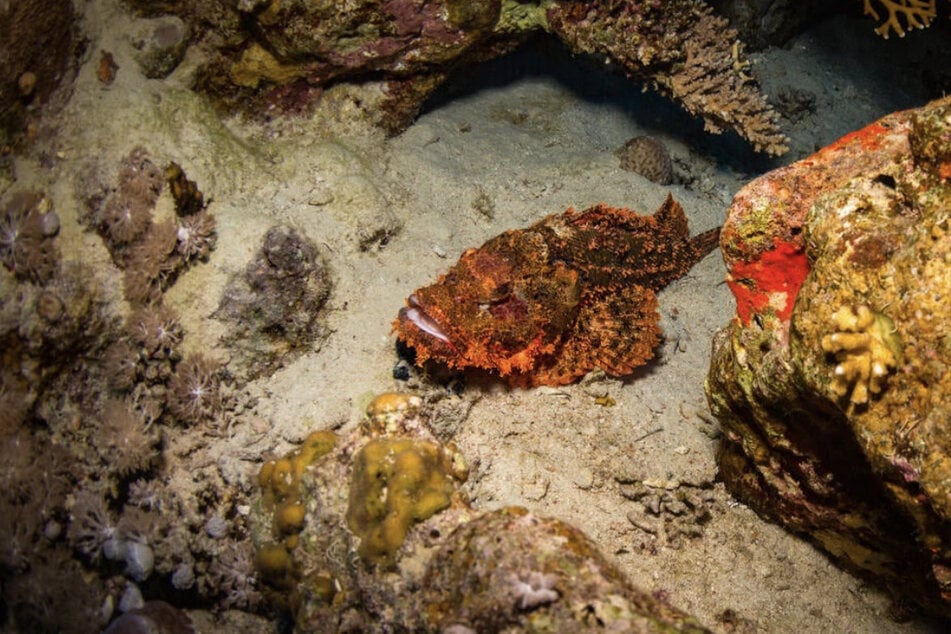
249 392 712 632
128 0 788 155
394 195 719 386
706 95 951 618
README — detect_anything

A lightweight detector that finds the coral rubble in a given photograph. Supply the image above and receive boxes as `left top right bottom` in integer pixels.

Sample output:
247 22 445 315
706 96 951 618
250 393 711 632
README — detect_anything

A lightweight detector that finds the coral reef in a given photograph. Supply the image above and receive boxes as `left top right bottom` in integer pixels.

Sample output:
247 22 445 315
616 136 674 185
394 195 719 386
138 0 787 154
706 96 951 618
249 393 712 632
0 150 259 631
216 225 332 381
861 0 941 37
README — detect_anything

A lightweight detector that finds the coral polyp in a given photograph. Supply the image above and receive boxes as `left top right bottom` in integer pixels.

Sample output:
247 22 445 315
0 190 60 283
166 353 223 425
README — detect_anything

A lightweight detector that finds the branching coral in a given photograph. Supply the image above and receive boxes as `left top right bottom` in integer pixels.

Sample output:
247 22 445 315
862 0 939 38
820 304 901 405
547 1 788 155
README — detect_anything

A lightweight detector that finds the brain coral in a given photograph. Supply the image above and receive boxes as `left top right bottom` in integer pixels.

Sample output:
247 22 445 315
616 136 673 185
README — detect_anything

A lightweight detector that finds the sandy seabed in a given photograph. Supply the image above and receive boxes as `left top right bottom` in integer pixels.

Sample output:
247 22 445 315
10 1 950 631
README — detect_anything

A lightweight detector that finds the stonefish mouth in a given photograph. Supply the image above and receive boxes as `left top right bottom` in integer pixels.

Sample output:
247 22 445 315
402 294 450 343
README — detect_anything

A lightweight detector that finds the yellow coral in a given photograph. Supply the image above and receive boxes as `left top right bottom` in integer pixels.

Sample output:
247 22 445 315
365 392 422 434
862 0 938 38
346 438 464 567
821 305 901 404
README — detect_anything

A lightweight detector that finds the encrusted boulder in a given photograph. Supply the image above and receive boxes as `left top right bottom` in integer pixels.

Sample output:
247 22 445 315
250 393 711 632
706 96 951 618
129 0 787 154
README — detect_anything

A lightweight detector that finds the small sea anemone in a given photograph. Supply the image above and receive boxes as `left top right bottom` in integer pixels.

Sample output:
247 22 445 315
103 339 141 392
127 304 182 360
203 541 263 610
0 190 61 283
127 478 171 513
122 220 180 305
67 490 116 562
175 209 216 262
166 353 223 425
96 398 159 477
117 147 165 205
100 191 153 246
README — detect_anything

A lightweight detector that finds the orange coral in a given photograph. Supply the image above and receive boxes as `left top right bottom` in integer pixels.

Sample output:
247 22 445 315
862 0 938 37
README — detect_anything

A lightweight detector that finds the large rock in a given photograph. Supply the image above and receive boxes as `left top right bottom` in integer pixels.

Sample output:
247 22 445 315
131 0 787 154
706 96 951 617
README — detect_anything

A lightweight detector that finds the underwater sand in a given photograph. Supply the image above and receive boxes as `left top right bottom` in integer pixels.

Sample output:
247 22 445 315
17 1 949 631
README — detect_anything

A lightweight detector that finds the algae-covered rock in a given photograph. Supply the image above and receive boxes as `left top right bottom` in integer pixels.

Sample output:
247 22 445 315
136 0 786 154
250 392 711 632
706 96 951 618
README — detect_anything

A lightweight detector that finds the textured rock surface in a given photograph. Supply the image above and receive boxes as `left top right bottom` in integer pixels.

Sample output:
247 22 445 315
0 0 78 145
250 393 711 633
130 0 787 154
706 96 951 618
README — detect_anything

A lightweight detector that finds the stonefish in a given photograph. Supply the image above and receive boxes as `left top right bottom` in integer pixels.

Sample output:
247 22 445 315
394 195 719 386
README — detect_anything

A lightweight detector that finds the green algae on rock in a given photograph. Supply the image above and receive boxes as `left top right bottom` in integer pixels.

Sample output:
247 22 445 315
706 96 951 618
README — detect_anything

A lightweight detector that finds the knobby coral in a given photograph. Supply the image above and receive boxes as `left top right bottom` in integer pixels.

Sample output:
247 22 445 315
821 304 901 405
862 0 941 37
